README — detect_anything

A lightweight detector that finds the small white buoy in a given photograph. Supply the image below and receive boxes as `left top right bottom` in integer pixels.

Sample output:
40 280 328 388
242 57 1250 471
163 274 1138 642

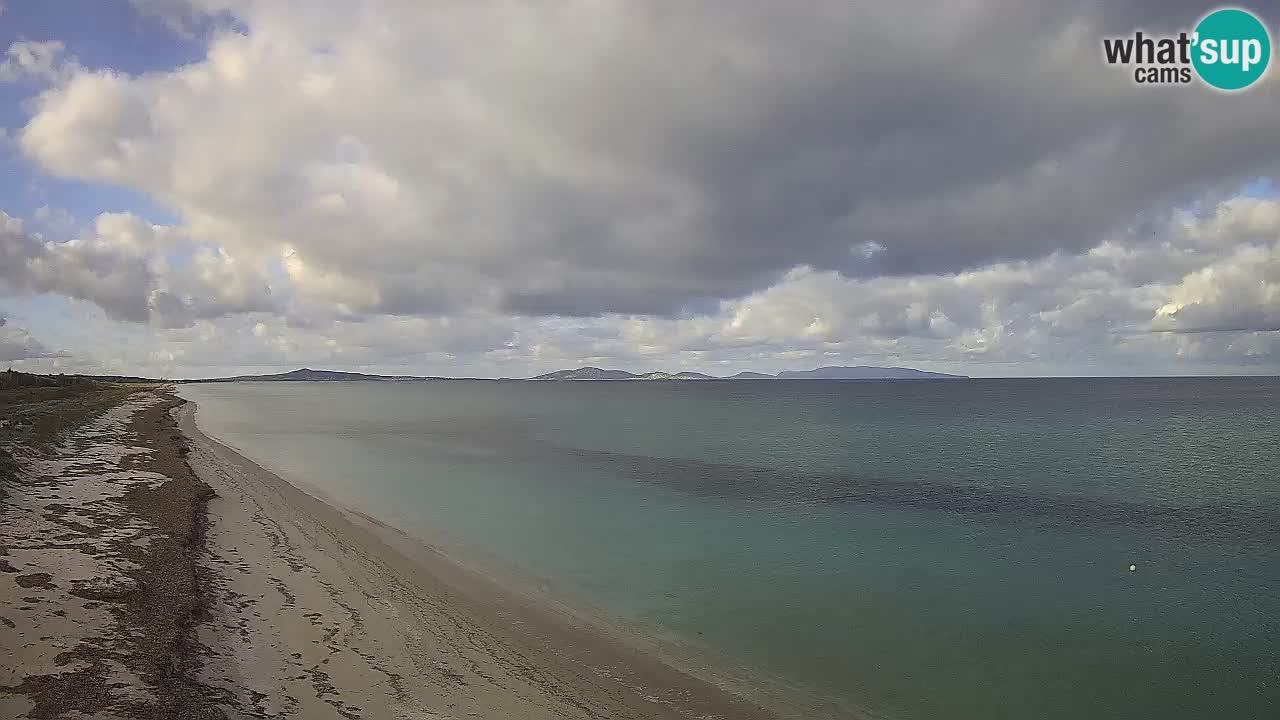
1129 564 1137 572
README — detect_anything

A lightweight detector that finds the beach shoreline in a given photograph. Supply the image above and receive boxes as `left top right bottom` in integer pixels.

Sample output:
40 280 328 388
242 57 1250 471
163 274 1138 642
178 398 780 719
2 387 781 719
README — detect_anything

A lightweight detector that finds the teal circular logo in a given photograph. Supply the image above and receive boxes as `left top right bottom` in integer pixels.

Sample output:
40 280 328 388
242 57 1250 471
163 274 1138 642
1192 8 1271 90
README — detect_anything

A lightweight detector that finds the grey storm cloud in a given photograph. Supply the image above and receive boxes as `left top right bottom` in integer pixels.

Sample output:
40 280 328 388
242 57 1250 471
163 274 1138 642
457 0 1280 309
15 0 1277 319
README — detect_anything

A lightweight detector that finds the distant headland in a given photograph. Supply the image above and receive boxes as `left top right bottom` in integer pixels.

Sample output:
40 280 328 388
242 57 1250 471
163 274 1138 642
177 365 967 382
530 366 967 381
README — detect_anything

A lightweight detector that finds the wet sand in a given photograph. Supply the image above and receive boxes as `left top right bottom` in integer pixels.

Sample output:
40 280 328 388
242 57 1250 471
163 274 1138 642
180 400 776 720
2 387 776 718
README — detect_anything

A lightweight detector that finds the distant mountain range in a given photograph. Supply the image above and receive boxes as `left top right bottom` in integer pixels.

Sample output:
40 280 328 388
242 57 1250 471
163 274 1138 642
776 366 964 380
180 365 967 383
529 366 967 381
531 368 718 381
181 368 441 383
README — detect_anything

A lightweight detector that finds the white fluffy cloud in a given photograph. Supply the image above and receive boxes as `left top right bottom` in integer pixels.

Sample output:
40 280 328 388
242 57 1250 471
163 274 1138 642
0 211 276 327
1 0 1279 376
0 40 75 84
0 314 62 363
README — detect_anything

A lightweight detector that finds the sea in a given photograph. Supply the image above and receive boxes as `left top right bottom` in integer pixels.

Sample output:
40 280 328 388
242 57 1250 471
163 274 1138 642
178 378 1280 720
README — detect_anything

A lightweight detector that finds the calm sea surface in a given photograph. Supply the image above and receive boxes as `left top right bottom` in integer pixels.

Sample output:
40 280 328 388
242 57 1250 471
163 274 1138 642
179 378 1280 719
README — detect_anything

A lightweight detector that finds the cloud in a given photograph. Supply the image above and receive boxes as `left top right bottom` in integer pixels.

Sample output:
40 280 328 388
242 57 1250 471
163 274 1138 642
523 198 1280 373
11 0 1279 322
1 1 1279 375
1140 198 1280 335
1151 246 1280 334
32 204 78 236
0 314 63 363
0 40 77 84
0 211 277 327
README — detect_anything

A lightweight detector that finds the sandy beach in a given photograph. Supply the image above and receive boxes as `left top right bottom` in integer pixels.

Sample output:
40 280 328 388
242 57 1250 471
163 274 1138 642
1 387 776 719
0 389 214 718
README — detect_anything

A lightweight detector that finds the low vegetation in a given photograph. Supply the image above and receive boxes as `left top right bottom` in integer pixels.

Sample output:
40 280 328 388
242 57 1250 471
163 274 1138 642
0 370 148 498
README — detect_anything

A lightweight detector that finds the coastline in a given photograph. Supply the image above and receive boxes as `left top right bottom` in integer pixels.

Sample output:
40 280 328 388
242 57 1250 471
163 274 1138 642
1 387 779 719
178 399 779 719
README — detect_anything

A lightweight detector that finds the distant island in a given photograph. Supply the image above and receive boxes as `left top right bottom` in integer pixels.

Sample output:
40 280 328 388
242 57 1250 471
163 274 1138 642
529 365 967 381
176 365 967 383
776 366 965 380
181 368 442 383
530 368 718 381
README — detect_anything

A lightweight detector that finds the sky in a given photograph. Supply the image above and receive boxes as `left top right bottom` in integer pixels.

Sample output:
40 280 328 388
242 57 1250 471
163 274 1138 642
3 0 1280 378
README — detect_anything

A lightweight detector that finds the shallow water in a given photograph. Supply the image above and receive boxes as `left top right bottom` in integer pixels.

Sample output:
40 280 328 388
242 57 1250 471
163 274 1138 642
180 378 1280 719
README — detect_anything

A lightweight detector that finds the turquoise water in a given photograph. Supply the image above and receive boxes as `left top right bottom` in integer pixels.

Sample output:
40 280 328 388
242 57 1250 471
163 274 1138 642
179 379 1280 719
